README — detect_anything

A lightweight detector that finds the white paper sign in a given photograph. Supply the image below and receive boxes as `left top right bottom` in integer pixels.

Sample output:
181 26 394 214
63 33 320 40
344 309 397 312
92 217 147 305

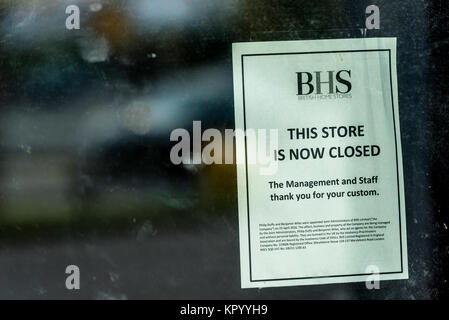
232 38 408 288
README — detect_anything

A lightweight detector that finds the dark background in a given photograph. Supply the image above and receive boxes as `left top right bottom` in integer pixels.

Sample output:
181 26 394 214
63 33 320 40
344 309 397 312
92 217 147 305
0 0 447 299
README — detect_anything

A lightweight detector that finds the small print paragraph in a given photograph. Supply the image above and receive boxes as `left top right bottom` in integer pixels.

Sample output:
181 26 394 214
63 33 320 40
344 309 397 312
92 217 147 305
259 217 390 252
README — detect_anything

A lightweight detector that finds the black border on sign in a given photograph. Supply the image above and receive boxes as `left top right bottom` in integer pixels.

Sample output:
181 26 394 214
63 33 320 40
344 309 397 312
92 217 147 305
241 49 403 282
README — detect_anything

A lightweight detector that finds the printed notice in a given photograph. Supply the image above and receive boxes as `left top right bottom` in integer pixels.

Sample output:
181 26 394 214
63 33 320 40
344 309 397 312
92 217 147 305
232 38 408 288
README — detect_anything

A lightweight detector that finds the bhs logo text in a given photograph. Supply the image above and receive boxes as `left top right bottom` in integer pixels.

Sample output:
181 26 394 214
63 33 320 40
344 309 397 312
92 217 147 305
297 70 352 95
